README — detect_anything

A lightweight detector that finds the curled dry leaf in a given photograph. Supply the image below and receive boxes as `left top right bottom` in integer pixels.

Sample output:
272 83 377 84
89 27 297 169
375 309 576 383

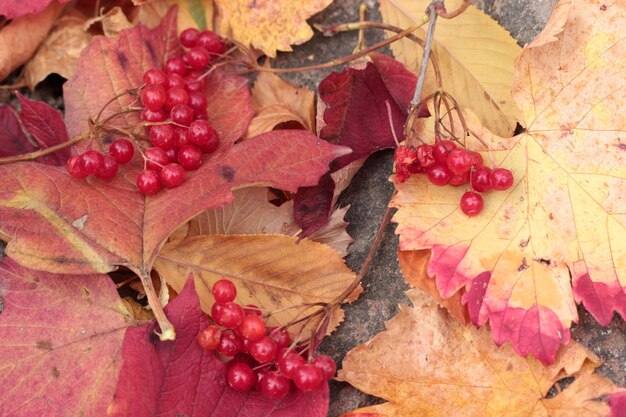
379 0 522 136
84 6 132 37
392 0 626 364
0 258 130 417
214 0 332 57
155 234 359 336
339 290 622 417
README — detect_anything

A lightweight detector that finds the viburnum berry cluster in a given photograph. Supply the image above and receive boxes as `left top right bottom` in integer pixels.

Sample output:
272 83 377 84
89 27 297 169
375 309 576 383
197 278 336 399
394 138 513 217
66 28 228 196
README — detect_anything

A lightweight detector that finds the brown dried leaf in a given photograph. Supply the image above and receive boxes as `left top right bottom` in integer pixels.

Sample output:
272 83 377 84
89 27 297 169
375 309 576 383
84 7 132 37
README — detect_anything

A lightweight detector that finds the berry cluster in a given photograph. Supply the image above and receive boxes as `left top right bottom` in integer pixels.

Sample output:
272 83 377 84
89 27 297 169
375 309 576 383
197 278 336 399
394 139 513 216
66 139 134 180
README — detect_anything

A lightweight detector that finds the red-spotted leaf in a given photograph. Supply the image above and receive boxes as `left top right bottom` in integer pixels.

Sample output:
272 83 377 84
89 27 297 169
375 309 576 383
0 0 70 19
0 257 130 416
109 277 329 417
294 53 417 236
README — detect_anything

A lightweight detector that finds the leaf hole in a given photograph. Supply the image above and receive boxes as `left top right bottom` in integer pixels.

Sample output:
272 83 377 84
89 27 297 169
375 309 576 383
545 376 574 399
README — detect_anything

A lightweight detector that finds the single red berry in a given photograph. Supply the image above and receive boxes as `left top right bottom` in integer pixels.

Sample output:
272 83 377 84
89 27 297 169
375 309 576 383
470 151 484 167
188 91 208 113
109 139 134 164
238 315 267 342
165 73 185 90
259 371 290 400
141 108 168 123
79 150 105 175
165 147 178 163
268 327 291 348
186 120 212 145
186 46 210 70
136 170 161 195
243 304 262 316
174 127 190 148
170 104 194 126
395 164 411 184
197 30 226 56
226 362 255 392
179 27 200 48
199 127 219 153
292 364 324 392
197 325 221 350
217 331 243 356
141 85 167 111
94 155 118 179
66 155 88 179
426 164 452 186
143 68 166 85
212 278 237 302
195 110 209 121
185 72 206 93
471 166 491 192
165 87 189 111
278 351 305 379
489 168 514 191
249 336 277 364
160 163 185 188
416 144 436 168
312 355 336 380
144 147 169 172
212 302 245 328
177 144 203 170
164 56 188 77
460 191 484 216
149 124 176 149
446 148 473 175
449 171 469 186
432 140 457 164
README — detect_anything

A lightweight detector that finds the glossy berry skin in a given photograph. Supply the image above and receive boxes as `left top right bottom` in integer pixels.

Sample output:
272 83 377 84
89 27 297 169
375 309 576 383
312 355 336 380
449 171 469 186
199 127 219 154
188 91 208 113
238 315 266 342
432 140 457 164
278 351 305 379
212 279 237 302
186 120 212 145
259 371 290 400
165 148 178 163
186 47 210 70
489 168 514 191
141 108 168 123
460 191 484 216
170 104 194 126
144 147 169 172
293 364 324 392
446 148 473 175
471 166 491 192
174 127 190 148
249 336 277 364
179 28 200 47
165 73 185 90
143 68 166 85
212 302 245 328
185 73 206 93
165 87 189 110
95 155 119 179
470 151 483 167
136 170 161 195
149 124 175 149
67 155 88 179
109 139 134 164
164 56 188 77
217 331 243 356
79 150 105 175
197 30 226 55
197 325 221 350
268 327 291 348
426 164 452 186
227 362 255 392
177 144 203 170
160 163 185 188
141 85 166 111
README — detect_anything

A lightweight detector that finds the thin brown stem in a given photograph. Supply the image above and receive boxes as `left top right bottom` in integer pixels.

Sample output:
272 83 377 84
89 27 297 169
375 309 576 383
0 133 87 165
411 3 438 106
435 0 470 19
134 267 175 340
353 4 368 53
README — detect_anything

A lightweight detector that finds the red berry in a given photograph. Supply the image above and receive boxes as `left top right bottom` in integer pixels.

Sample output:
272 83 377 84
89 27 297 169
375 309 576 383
165 147 178 163
226 362 255 392
432 140 456 164
259 371 290 399
185 73 206 93
238 315 267 342
143 68 166 85
179 28 200 48
416 144 436 168
470 151 483 167
489 168 514 191
197 30 226 56
164 56 188 77
446 148 472 175
212 302 244 328
471 166 491 192
160 163 185 188
268 327 291 348
79 150 105 175
197 325 221 350
449 171 469 186
165 87 189 111
177 144 203 170
188 91 208 113
426 164 452 186
278 351 305 379
141 85 166 111
174 127 190 148
66 155 88 179
165 73 185 90
170 104 194 126
136 170 161 195
212 278 237 302
292 364 323 392
94 155 118 179
141 108 168 122
144 147 169 172
186 46 210 70
249 336 277 364
195 110 208 121
460 191 484 216
199 127 219 153
186 120 212 145
312 355 336 380
109 139 134 164
149 124 175 149
217 331 242 356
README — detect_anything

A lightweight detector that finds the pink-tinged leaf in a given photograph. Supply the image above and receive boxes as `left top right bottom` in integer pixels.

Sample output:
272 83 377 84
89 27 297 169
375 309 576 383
0 257 130 416
0 0 70 19
574 273 626 326
0 106 31 157
609 392 626 417
294 54 417 236
109 277 329 417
